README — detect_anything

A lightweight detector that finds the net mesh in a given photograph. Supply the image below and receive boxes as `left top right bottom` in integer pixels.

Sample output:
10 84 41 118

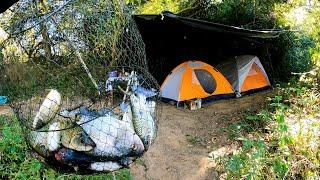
0 0 160 172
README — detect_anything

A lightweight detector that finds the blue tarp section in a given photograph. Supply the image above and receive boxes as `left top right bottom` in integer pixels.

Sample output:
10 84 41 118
0 96 8 105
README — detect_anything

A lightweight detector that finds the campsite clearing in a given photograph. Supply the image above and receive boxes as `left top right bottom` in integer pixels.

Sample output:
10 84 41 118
0 91 273 179
131 90 273 179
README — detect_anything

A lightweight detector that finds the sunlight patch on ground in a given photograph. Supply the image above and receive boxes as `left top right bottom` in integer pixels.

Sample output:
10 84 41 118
287 113 320 150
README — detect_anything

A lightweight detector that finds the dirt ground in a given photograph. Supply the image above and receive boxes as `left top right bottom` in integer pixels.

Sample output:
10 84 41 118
130 91 273 180
0 105 14 117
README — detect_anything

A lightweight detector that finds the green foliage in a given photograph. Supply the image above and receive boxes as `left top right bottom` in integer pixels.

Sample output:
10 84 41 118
216 78 320 179
224 138 267 179
274 2 320 75
220 110 272 140
0 115 57 179
0 59 98 101
134 0 189 14
188 0 282 29
185 134 202 145
272 32 314 80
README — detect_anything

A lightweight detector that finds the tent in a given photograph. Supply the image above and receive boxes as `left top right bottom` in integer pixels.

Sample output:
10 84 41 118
160 61 234 102
216 55 271 96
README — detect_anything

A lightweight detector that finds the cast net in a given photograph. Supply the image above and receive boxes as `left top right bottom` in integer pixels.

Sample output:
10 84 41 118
0 0 160 172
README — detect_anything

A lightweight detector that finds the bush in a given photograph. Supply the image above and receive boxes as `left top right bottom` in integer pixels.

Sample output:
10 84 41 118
216 77 320 179
0 116 57 179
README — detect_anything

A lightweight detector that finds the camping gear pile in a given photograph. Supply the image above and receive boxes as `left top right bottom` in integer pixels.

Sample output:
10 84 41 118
25 71 158 172
161 55 271 107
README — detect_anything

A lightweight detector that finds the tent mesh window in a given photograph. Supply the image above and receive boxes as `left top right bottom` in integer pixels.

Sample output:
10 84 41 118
0 0 161 173
194 69 217 94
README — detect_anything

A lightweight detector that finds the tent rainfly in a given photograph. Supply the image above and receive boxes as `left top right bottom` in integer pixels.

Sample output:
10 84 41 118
216 55 271 96
160 61 234 102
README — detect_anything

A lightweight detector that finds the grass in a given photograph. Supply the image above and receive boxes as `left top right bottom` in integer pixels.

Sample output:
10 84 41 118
0 115 133 180
215 75 320 179
0 61 100 102
185 134 202 145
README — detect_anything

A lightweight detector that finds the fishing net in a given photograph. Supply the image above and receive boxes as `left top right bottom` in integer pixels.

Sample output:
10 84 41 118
0 0 161 172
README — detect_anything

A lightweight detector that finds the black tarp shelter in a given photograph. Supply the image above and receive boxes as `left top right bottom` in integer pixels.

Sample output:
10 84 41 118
0 0 19 13
133 12 284 82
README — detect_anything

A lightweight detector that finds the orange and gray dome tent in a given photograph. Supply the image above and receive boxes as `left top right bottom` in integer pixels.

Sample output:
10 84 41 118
160 61 234 102
216 55 271 96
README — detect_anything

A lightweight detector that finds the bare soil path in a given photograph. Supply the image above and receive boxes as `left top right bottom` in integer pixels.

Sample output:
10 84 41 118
131 91 273 180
